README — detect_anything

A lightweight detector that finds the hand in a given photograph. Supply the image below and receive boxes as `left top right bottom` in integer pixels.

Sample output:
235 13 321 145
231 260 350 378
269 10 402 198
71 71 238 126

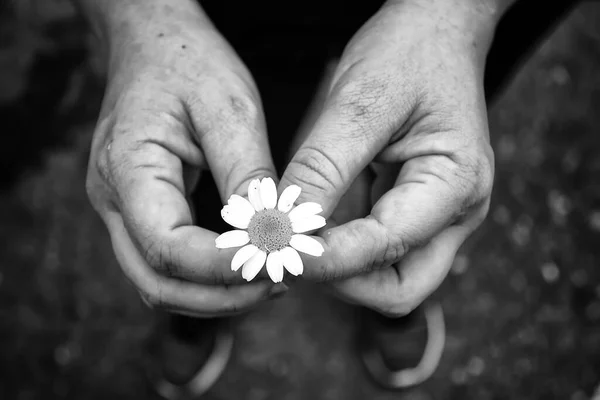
279 0 497 316
86 0 284 317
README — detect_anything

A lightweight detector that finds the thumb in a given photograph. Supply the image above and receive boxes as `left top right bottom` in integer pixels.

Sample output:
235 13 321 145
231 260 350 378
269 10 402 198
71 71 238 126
279 74 408 216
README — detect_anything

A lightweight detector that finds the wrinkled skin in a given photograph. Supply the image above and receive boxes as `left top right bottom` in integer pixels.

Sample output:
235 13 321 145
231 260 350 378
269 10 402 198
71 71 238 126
86 1 285 317
85 0 498 317
279 0 496 317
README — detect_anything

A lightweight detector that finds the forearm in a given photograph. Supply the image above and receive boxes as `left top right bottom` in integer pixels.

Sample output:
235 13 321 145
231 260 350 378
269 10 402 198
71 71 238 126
384 0 520 62
393 0 518 22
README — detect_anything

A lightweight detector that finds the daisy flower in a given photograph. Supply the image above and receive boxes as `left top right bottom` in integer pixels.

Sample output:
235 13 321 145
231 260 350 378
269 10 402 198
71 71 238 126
215 177 326 283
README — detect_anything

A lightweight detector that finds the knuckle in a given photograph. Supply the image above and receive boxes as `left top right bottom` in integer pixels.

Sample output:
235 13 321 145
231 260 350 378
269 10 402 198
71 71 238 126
287 146 344 198
141 236 176 276
191 86 262 133
430 143 494 219
226 92 261 123
104 138 130 188
384 230 408 264
374 238 403 269
96 147 112 181
454 143 495 200
143 240 163 271
367 220 407 270
86 117 121 209
86 151 117 211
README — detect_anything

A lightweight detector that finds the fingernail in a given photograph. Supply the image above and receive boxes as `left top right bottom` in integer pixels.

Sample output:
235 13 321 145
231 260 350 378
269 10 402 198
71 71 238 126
269 283 289 298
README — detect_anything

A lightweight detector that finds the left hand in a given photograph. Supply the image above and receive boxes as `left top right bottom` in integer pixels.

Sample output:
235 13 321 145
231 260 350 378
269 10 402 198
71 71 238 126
85 0 285 317
279 0 497 316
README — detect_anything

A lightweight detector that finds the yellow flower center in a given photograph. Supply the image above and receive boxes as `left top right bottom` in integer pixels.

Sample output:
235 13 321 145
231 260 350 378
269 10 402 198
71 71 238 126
247 209 292 252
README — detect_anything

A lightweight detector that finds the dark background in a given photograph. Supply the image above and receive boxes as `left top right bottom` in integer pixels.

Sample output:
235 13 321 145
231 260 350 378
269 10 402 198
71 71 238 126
1 1 600 399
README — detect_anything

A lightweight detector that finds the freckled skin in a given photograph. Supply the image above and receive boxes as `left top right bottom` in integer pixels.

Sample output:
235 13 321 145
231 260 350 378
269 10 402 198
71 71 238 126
247 209 293 252
76 0 511 320
77 0 283 319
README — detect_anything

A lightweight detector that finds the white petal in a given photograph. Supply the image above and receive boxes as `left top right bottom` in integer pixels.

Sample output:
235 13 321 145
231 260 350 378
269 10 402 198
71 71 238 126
266 251 284 283
260 177 277 209
289 234 324 257
277 185 301 212
221 205 252 229
242 250 267 281
292 215 327 233
248 179 264 211
288 202 323 223
280 246 303 276
227 195 256 218
215 230 250 249
231 244 259 271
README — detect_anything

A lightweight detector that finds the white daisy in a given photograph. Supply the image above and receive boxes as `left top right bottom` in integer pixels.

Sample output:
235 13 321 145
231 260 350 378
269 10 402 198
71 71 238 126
215 177 326 283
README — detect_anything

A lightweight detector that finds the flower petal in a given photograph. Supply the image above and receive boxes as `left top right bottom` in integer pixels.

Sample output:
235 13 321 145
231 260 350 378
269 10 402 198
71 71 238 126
280 246 303 276
221 205 252 229
277 185 301 212
292 215 326 233
266 251 284 283
231 244 259 271
248 179 264 211
227 194 256 217
289 234 324 257
288 202 323 223
215 230 250 249
242 250 267 281
260 177 277 209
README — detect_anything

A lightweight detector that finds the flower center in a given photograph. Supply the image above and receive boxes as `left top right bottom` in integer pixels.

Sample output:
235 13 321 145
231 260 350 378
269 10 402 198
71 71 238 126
247 209 293 253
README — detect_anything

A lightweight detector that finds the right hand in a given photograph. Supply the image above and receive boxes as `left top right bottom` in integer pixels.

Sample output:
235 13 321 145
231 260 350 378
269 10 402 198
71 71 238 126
86 0 286 317
279 0 496 317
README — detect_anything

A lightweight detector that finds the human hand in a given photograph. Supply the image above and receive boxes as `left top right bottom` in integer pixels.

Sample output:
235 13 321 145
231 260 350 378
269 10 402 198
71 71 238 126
85 0 285 317
279 0 498 316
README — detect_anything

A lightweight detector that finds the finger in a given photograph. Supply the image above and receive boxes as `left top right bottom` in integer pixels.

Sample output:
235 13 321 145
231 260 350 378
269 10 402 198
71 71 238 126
302 154 490 281
106 213 286 316
102 106 249 284
328 167 373 227
187 84 277 200
328 225 470 317
278 69 411 216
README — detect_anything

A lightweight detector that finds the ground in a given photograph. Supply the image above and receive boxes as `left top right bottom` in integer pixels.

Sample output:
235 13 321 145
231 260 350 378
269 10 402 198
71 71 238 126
1 2 600 400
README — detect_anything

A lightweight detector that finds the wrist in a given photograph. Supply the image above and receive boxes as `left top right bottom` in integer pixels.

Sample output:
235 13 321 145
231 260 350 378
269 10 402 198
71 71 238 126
73 0 207 48
388 0 516 57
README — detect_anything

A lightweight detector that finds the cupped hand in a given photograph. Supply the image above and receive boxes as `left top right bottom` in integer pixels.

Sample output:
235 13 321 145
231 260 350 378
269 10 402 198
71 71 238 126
86 1 284 317
279 0 497 316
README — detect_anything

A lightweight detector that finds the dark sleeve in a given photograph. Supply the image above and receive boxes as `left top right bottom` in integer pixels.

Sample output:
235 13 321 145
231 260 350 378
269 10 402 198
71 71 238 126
484 0 583 102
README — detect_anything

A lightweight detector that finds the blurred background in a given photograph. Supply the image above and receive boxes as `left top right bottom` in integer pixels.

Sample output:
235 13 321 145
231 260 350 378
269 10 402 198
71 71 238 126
1 1 600 399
